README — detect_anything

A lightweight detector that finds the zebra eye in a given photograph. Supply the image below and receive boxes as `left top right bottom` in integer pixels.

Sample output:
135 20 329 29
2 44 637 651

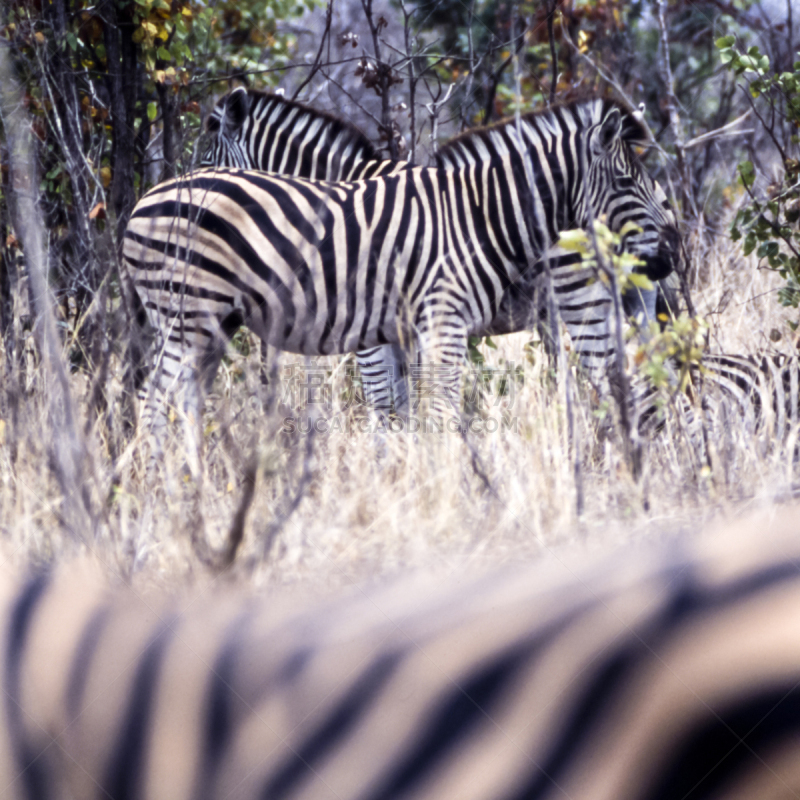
206 116 221 133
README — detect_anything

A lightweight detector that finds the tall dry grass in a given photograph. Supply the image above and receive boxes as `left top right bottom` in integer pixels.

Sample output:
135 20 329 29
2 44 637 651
0 219 797 595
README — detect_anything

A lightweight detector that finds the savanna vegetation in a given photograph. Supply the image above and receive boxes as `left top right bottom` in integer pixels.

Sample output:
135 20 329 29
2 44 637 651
0 0 798 590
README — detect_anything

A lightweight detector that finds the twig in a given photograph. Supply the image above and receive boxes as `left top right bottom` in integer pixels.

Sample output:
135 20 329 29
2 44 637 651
483 27 527 123
292 0 333 99
656 0 696 217
319 69 384 129
683 109 753 149
425 82 455 153
0 43 95 541
560 24 643 118
361 0 399 159
739 84 788 165
400 0 417 164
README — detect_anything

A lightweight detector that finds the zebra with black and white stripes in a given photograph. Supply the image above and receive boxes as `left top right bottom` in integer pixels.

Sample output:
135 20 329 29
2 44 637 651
200 87 405 181
635 351 800 457
126 98 683 434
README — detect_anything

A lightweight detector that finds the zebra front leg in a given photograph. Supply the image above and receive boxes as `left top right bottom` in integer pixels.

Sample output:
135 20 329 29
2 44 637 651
411 317 468 429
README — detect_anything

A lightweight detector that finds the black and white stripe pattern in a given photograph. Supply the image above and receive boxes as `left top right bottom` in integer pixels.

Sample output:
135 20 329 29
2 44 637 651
128 99 683 430
635 352 800 457
201 87 410 414
201 90 684 417
201 87 405 181
4 517 800 799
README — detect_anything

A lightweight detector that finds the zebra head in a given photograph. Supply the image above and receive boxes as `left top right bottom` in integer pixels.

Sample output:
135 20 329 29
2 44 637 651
199 86 252 168
582 101 685 323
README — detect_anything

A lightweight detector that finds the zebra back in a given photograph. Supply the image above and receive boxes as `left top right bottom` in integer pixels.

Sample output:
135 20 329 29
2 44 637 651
4 516 800 799
436 97 651 169
201 86 405 181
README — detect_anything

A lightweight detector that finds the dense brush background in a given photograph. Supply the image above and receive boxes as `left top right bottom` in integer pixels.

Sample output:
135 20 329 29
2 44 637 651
0 0 798 591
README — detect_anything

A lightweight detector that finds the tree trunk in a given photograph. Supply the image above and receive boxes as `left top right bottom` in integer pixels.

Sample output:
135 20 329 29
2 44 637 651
156 80 176 180
103 0 137 243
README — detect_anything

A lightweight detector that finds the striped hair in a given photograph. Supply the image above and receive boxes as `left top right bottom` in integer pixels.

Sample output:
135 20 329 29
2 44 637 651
127 98 684 432
3 511 800 798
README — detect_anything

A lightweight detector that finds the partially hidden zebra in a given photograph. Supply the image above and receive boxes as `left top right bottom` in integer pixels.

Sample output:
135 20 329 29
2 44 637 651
634 351 800 460
3 511 800 799
199 87 684 418
126 98 683 433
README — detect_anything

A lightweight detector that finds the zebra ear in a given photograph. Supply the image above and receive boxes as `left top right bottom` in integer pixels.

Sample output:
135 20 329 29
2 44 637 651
596 107 622 153
222 87 249 135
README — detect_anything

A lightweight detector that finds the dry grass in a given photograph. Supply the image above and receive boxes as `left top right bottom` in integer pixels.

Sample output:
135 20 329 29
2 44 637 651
0 221 797 595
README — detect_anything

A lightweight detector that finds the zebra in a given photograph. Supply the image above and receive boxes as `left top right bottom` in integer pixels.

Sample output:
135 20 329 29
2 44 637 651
126 98 683 434
4 513 800 799
633 351 800 463
200 86 405 181
200 88 685 418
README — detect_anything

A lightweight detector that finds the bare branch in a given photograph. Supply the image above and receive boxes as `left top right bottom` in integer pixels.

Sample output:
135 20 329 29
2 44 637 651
683 109 753 150
546 0 558 105
0 43 95 541
400 0 418 164
655 0 697 217
293 0 333 99
320 69 385 129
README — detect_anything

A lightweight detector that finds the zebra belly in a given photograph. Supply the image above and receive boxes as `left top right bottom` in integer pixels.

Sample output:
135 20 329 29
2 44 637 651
255 300 405 356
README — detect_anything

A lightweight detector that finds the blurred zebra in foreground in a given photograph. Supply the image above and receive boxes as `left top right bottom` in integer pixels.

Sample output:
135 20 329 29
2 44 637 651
2 509 799 799
127 97 682 434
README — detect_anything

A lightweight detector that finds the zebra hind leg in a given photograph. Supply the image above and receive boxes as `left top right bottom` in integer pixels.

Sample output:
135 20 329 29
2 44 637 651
357 344 410 418
138 310 241 472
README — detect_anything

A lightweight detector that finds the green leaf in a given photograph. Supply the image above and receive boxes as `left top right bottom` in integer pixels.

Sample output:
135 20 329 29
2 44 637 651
757 241 779 259
157 46 171 61
628 272 654 290
557 229 589 254
147 101 157 121
738 160 755 188
715 35 735 49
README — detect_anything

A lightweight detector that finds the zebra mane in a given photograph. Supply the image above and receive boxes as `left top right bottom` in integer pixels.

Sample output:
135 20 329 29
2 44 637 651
211 87 382 163
436 98 651 168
